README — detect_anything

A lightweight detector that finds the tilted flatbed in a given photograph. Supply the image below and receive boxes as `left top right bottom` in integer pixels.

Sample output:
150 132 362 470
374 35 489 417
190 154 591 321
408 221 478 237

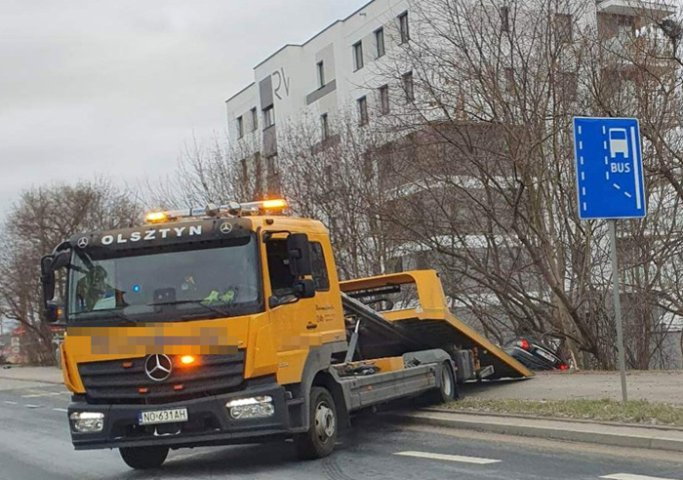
341 270 533 381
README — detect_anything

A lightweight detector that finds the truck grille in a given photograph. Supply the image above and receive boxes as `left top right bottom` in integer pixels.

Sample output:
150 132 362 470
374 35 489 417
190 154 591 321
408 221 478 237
78 352 245 404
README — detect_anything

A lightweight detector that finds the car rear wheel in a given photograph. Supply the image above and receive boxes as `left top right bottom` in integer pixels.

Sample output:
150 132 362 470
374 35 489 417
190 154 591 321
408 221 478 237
119 445 169 470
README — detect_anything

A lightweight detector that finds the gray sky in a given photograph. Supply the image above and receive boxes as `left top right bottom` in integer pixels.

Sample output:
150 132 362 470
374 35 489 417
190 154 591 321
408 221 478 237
0 0 368 213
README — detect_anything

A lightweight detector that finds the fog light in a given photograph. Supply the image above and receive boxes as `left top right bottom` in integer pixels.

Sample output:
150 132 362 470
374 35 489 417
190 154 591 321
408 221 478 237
226 396 274 419
69 411 105 433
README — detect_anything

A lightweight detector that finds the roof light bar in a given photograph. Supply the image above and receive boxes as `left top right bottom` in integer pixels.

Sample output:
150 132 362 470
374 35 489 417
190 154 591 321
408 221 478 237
143 199 288 224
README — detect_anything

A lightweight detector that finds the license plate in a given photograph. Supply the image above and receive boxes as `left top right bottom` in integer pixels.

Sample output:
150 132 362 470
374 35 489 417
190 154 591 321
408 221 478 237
138 408 188 425
535 348 556 362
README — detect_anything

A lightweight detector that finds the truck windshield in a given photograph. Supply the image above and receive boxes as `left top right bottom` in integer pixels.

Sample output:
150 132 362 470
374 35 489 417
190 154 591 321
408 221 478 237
67 235 262 323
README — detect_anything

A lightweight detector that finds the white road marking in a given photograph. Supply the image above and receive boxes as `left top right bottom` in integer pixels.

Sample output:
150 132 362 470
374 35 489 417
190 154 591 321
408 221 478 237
582 187 586 196
583 202 587 211
21 392 62 398
579 141 583 150
578 125 582 134
606 172 610 180
601 474 680 480
580 156 585 165
603 126 607 135
624 192 632 198
52 408 68 413
605 156 609 165
613 183 621 190
581 172 585 181
395 451 500 465
604 140 608 150
3 400 18 405
24 404 41 409
630 126 642 210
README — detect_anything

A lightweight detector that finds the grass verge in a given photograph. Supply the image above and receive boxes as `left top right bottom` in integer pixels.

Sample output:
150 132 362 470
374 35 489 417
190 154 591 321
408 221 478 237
445 398 683 427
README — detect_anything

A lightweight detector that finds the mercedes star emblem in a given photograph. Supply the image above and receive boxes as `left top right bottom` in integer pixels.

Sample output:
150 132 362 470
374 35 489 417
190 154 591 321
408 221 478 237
144 354 173 382
77 237 89 249
219 222 233 234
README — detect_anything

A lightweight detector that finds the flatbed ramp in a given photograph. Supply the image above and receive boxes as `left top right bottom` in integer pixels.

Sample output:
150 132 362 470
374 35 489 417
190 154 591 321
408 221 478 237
340 270 532 380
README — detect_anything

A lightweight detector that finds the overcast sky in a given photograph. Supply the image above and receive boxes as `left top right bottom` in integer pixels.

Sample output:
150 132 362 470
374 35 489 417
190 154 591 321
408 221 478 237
0 0 369 213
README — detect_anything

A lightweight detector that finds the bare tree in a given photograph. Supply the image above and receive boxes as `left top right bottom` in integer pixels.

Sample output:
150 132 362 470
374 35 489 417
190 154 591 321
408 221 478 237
0 180 141 364
364 0 682 368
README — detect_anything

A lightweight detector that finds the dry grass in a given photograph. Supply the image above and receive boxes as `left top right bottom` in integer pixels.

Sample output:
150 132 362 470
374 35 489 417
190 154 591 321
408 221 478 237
446 398 683 427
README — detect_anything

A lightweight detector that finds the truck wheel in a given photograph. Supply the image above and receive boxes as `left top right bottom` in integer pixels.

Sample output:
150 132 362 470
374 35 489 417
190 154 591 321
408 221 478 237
119 446 169 470
427 361 457 404
295 386 338 460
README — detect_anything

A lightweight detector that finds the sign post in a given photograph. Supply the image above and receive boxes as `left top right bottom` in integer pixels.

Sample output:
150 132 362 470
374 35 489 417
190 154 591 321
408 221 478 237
607 220 628 402
573 117 646 403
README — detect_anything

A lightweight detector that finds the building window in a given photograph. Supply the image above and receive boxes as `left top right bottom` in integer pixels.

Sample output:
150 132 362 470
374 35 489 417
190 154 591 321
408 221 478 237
317 61 325 88
500 6 510 33
266 154 278 193
263 106 275 128
398 11 410 43
504 67 515 92
321 113 330 140
375 27 385 58
240 158 248 181
378 84 390 114
251 107 258 131
353 41 364 71
402 71 414 102
357 96 368 126
236 116 244 138
558 71 578 102
554 13 573 42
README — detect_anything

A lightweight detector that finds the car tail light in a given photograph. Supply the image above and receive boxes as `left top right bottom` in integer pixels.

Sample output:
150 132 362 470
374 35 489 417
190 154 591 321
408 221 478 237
518 339 530 350
559 363 570 371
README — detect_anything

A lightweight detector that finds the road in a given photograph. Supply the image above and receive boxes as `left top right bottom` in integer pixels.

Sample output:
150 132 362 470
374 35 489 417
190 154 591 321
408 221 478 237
1 379 681 480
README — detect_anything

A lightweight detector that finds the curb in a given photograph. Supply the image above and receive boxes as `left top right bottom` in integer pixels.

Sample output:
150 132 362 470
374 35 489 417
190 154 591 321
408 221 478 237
387 410 683 453
0 375 63 385
423 407 683 433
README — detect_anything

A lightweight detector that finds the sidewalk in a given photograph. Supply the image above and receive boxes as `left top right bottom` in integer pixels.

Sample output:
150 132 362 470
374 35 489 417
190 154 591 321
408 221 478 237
393 409 683 453
462 370 683 405
0 366 63 384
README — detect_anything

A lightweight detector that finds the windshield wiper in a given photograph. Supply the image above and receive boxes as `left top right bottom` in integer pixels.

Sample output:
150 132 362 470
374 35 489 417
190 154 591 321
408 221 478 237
148 300 228 318
72 309 136 326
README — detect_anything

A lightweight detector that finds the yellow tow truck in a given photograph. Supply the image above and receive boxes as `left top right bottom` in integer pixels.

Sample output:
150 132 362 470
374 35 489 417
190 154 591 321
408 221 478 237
40 199 531 470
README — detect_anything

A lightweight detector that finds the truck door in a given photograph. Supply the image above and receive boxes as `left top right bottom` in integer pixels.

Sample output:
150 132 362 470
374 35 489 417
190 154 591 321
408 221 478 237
265 236 317 385
264 234 345 386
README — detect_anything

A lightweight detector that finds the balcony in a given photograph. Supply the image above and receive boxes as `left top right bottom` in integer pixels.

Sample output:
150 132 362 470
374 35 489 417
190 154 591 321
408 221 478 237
597 0 677 20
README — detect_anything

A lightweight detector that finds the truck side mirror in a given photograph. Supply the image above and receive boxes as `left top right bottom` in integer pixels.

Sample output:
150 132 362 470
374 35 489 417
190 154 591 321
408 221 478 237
41 255 57 304
44 301 63 323
294 279 316 299
40 251 69 323
287 233 313 277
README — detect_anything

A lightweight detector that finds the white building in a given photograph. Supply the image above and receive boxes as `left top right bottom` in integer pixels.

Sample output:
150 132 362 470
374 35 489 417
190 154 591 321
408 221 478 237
225 0 676 196
225 0 413 195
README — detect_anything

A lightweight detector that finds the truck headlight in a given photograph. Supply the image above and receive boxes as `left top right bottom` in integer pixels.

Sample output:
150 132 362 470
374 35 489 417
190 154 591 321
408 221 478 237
69 411 105 433
225 396 274 419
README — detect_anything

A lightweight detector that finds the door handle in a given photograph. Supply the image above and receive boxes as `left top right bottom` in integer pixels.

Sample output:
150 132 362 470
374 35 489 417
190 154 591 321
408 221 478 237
306 323 318 330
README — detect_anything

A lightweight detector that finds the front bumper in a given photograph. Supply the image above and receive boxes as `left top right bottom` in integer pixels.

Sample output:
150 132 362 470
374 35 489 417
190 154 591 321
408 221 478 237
68 383 295 450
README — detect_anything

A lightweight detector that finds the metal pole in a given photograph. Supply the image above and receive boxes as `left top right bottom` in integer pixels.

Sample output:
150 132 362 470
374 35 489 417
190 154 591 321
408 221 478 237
608 220 628 403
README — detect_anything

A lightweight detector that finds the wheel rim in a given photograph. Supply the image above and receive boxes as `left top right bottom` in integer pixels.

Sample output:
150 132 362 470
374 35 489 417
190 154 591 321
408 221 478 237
314 401 336 442
442 367 453 397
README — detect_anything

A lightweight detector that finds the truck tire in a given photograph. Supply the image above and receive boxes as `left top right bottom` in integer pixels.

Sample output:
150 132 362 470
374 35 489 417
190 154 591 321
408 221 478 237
119 446 169 470
295 386 338 460
426 361 457 404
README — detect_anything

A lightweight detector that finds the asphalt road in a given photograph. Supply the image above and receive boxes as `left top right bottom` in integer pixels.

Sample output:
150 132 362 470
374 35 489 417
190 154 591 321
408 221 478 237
1 380 682 480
